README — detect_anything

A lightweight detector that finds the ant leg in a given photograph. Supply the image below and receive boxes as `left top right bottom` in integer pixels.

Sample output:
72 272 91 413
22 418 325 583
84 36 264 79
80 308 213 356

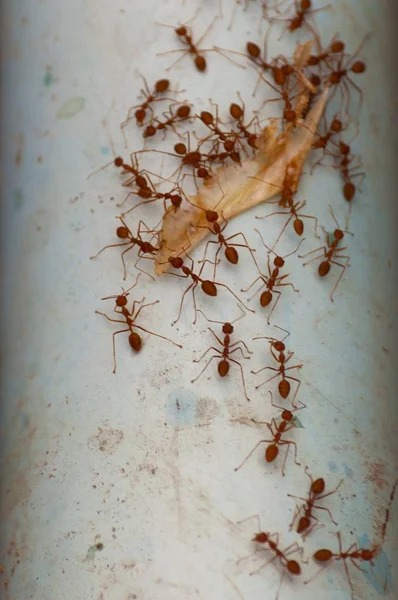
329 259 349 302
133 299 159 320
234 440 271 471
249 552 279 576
255 371 281 390
282 440 300 475
208 328 225 347
251 365 279 376
134 324 182 349
90 241 132 261
229 357 250 401
317 479 344 502
311 504 339 526
95 311 126 325
134 256 156 282
110 328 130 373
191 354 220 383
173 282 194 325
272 215 294 250
299 245 325 260
266 289 281 325
285 374 302 407
241 275 264 293
229 343 253 359
301 213 320 238
193 346 222 365
216 282 255 313
120 244 136 280
212 245 222 281
197 239 218 264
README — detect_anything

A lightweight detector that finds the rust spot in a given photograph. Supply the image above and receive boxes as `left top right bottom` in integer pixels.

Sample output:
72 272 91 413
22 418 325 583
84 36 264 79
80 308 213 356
364 460 388 490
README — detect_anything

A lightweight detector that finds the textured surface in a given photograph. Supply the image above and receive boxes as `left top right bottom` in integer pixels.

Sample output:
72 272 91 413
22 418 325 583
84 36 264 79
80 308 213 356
1 1 398 599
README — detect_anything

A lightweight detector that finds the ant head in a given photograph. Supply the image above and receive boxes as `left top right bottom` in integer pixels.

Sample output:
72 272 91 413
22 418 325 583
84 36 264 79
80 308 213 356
114 156 124 168
206 209 218 222
246 41 260 58
222 323 233 335
116 294 128 307
331 117 343 133
310 73 321 87
135 108 146 123
352 60 366 74
171 194 182 208
175 25 187 36
302 0 311 9
230 103 243 120
195 55 206 72
282 409 293 421
253 532 268 544
174 142 187 156
311 477 326 495
200 111 213 126
284 108 296 123
274 256 285 268
155 79 169 93
176 105 191 119
169 256 183 269
331 40 345 53
116 226 130 239
197 166 211 180
334 229 344 241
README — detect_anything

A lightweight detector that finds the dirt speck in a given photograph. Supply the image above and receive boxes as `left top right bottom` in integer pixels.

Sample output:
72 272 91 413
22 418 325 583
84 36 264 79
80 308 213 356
196 397 220 426
94 428 124 455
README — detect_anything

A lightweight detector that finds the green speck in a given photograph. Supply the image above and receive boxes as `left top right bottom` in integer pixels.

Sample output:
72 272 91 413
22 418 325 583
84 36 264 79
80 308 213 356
43 70 56 87
292 416 304 429
13 188 23 210
57 96 85 119
86 542 104 561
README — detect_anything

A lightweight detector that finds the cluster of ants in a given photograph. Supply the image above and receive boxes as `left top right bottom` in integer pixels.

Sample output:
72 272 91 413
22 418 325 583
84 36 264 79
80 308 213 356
91 2 396 598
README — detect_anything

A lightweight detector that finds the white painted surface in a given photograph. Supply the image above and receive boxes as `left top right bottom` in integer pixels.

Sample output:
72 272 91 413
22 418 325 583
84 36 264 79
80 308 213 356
1 1 397 599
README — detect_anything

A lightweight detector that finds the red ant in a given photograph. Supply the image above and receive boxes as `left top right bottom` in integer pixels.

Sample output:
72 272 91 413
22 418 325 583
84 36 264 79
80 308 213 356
191 310 252 401
95 275 182 373
159 18 217 73
307 32 346 68
237 514 304 598
251 326 303 404
142 104 192 139
90 217 159 280
324 34 370 116
198 109 241 162
311 114 344 165
234 392 303 475
166 254 252 325
332 140 365 204
299 208 351 302
256 170 319 247
267 1 329 35
191 209 256 279
120 182 186 216
229 96 260 151
241 230 301 324
288 466 343 537
305 479 398 596
260 74 300 127
113 155 157 192
121 78 176 128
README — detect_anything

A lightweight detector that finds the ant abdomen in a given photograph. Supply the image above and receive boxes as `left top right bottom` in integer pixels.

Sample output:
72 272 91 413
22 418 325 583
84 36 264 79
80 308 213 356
201 280 217 296
266 444 279 462
287 560 301 575
129 332 142 352
314 549 333 562
260 290 273 307
294 219 304 236
218 359 230 377
297 516 311 533
225 246 239 264
279 379 291 399
318 261 331 277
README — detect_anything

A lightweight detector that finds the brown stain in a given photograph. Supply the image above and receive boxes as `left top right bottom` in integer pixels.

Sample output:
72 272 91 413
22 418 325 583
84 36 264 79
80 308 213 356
94 428 124 455
15 134 24 166
195 396 220 426
364 460 388 490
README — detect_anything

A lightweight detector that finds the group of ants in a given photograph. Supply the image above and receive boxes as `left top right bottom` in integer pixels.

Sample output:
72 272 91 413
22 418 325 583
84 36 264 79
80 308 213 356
91 2 397 598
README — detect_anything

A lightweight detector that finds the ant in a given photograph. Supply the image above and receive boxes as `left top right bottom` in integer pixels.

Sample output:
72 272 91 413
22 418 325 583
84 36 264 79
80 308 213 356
332 140 365 204
251 326 303 404
229 96 260 151
307 32 346 68
113 155 156 192
234 392 303 475
191 310 252 401
299 208 351 302
95 275 182 373
288 466 343 537
305 479 398 596
159 18 218 73
267 1 329 35
191 209 256 279
324 34 370 116
256 170 319 248
120 181 186 216
311 114 344 169
166 254 251 325
241 230 301 324
142 104 192 139
121 78 176 128
260 74 299 127
237 514 304 598
90 217 159 280
198 109 241 162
